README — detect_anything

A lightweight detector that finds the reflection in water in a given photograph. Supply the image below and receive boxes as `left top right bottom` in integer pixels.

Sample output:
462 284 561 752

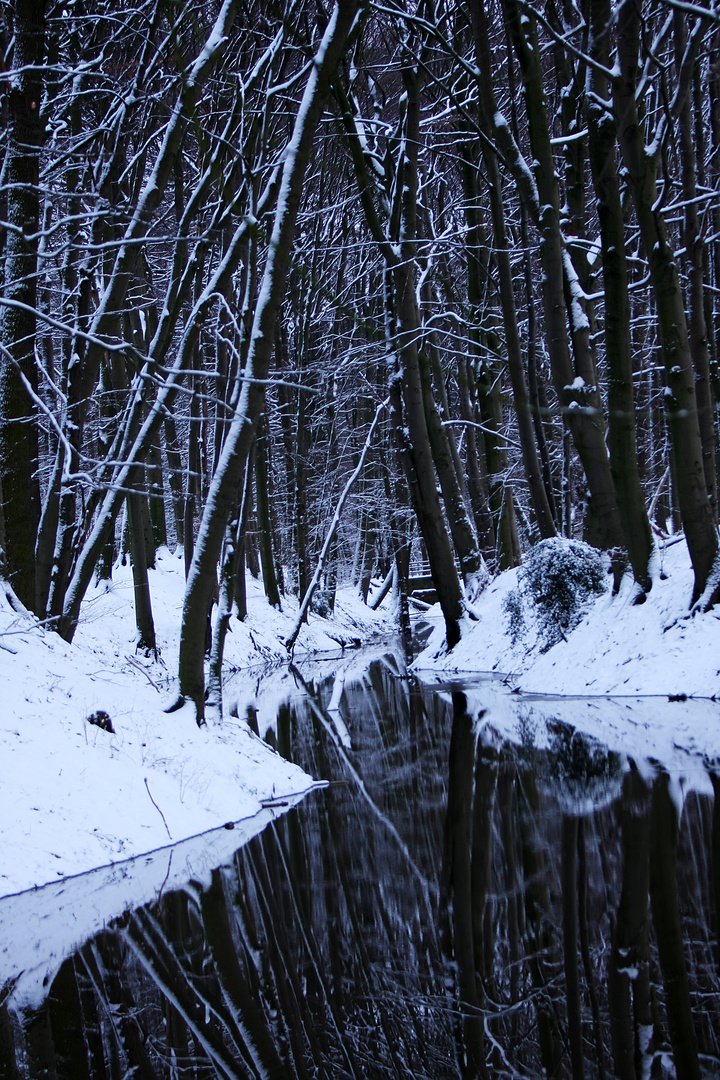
1 657 719 1078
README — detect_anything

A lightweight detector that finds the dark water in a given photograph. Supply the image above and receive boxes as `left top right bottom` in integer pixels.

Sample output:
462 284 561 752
2 655 720 1079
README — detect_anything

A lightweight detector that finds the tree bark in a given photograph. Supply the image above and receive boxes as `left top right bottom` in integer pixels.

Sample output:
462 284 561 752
127 490 157 656
673 11 717 521
613 0 719 606
469 12 557 543
586 0 654 593
255 410 281 608
184 378 201 579
0 0 45 609
501 0 626 559
163 415 185 549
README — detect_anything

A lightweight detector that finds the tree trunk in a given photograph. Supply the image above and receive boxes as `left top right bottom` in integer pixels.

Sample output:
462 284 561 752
147 437 167 551
295 368 310 606
613 0 719 606
127 491 156 656
468 17 556 542
521 205 559 528
476 358 521 570
0 0 45 609
502 0 626 559
163 415 185 549
673 11 717 521
456 353 496 557
418 328 485 592
389 255 465 646
206 451 254 721
184 378 201 579
338 68 466 646
586 0 654 593
255 411 280 608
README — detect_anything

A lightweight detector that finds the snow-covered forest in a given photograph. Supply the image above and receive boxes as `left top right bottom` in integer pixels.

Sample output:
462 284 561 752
2 0 720 720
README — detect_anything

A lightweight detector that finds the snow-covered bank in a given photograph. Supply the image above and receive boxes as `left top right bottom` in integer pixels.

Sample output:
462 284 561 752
0 549 395 899
415 535 720 700
0 793 311 1010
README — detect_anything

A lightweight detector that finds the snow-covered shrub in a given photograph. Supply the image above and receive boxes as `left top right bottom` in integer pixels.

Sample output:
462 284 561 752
503 586 527 649
311 588 334 618
504 538 608 652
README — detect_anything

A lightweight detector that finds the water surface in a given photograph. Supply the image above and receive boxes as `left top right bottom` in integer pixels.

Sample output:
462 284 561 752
2 654 719 1079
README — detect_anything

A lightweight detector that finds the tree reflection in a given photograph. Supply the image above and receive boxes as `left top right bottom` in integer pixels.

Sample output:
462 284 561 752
2 665 719 1079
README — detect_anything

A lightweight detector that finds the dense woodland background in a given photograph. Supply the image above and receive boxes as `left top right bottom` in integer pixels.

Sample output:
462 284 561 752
1 0 720 717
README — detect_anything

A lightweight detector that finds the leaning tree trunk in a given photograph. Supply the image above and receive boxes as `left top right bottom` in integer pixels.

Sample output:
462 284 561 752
392 244 465 638
388 256 465 646
177 0 361 721
418 328 485 594
337 70 466 647
0 0 45 610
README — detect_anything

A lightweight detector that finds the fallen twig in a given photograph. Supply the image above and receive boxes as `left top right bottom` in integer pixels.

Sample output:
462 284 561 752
126 655 161 690
144 777 172 839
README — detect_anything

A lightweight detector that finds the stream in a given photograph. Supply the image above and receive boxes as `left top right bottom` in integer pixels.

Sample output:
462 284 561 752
1 649 719 1078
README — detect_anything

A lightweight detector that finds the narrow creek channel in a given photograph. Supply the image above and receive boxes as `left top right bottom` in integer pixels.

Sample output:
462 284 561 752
2 652 719 1078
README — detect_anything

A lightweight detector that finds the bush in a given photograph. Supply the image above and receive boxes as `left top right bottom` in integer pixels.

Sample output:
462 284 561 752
503 585 528 649
310 588 334 618
504 538 608 652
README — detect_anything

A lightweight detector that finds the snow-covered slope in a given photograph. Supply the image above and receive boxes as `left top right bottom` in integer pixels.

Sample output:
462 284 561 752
415 534 720 699
0 549 394 899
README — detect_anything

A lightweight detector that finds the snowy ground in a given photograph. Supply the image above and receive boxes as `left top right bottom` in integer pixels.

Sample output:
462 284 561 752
415 533 720 699
0 548 395 901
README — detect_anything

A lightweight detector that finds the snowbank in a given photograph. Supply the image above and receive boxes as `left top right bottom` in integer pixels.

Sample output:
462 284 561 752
0 549 395 899
414 534 720 699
